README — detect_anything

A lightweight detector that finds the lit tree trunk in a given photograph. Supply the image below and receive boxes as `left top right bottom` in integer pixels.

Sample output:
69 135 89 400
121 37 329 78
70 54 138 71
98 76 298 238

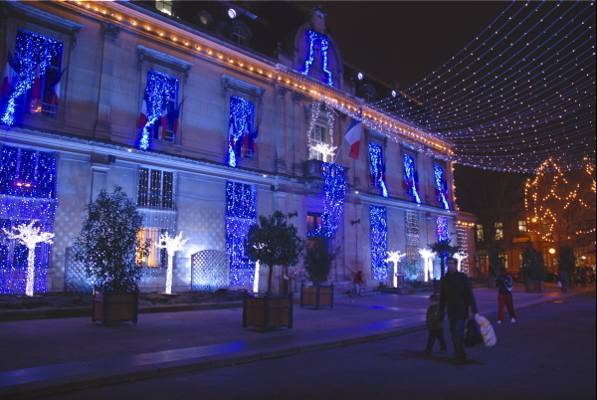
165 254 174 295
25 245 36 298
267 264 273 296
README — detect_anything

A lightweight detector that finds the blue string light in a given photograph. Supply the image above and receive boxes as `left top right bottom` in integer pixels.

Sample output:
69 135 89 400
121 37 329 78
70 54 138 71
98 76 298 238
433 164 450 210
402 153 421 204
373 2 595 172
0 145 56 294
369 205 388 282
225 181 256 287
308 162 346 238
435 216 450 242
301 30 334 87
227 96 255 168
138 70 178 150
368 143 388 198
1 31 63 126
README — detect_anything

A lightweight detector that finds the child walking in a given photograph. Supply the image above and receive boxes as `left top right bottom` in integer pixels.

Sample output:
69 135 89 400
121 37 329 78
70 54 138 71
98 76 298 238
425 294 447 354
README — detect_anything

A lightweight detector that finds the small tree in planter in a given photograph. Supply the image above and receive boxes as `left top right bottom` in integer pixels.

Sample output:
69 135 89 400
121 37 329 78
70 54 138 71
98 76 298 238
558 246 576 292
73 186 148 324
429 239 459 293
521 244 546 292
243 211 303 330
301 236 335 309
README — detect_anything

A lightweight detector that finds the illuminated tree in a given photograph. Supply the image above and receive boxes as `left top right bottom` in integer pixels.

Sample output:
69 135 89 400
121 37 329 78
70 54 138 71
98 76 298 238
525 157 596 246
156 231 188 295
2 221 54 297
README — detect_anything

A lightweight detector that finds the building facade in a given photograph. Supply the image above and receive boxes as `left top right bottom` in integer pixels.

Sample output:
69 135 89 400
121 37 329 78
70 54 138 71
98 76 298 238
0 1 459 295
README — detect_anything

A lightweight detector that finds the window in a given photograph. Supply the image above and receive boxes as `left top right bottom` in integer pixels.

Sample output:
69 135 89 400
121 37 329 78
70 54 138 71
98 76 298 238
476 224 484 242
368 143 388 197
308 123 334 162
155 0 173 16
306 212 322 234
227 96 256 167
138 70 179 149
137 168 174 209
0 146 57 199
494 222 504 241
518 220 527 233
136 227 167 268
5 31 63 124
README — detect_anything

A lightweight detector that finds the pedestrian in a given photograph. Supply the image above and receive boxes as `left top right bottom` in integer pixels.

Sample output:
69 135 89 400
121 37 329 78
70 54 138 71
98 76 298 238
438 257 478 363
425 293 447 354
496 266 517 324
352 270 364 296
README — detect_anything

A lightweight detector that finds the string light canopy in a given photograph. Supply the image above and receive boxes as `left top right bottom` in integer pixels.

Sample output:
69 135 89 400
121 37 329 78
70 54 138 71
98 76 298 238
374 1 596 173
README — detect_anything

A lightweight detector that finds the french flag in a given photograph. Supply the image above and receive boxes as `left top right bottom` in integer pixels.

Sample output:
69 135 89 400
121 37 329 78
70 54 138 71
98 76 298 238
46 69 64 107
159 101 181 139
344 118 362 159
1 53 17 100
137 97 148 131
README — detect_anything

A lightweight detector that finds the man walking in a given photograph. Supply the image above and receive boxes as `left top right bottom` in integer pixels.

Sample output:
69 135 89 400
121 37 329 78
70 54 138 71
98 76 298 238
439 257 478 363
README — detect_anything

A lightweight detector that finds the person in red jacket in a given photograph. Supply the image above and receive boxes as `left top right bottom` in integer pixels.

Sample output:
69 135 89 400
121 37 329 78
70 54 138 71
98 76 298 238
496 267 517 324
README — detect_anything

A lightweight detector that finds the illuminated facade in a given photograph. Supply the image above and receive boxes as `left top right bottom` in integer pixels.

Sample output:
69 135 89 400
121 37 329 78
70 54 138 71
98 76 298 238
0 1 457 294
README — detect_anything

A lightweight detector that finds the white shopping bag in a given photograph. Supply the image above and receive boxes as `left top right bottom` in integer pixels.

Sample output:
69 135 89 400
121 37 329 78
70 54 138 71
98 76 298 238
475 314 497 347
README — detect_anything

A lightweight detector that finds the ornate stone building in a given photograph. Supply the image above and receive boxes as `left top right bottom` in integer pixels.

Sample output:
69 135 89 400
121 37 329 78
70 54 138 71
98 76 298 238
0 1 459 294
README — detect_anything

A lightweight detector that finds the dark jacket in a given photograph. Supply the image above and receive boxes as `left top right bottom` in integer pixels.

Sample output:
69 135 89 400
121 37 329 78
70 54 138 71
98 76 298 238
426 303 443 330
496 274 513 295
439 271 478 321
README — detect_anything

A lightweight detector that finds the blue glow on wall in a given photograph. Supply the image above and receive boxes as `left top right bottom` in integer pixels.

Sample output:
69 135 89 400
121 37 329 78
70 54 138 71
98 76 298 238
1 31 63 126
369 205 388 282
227 96 255 168
402 153 421 204
433 164 450 210
302 30 334 87
138 70 178 150
436 216 450 242
368 143 388 197
0 145 57 294
225 181 256 288
309 162 346 238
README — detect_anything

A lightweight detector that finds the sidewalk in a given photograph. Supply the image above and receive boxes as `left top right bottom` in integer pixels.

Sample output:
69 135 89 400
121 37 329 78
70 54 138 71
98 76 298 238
0 285 592 398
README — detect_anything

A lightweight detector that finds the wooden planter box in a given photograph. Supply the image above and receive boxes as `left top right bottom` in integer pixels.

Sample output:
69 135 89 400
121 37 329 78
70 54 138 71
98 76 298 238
92 292 138 324
300 283 334 309
242 294 293 330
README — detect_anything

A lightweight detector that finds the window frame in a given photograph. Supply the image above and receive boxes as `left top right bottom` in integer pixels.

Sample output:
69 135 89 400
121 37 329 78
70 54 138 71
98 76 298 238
136 166 176 211
494 222 504 241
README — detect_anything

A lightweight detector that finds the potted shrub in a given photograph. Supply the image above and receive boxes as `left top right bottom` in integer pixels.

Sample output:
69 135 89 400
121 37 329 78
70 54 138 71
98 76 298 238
73 186 149 324
244 211 303 330
429 239 459 293
521 244 545 293
301 236 334 309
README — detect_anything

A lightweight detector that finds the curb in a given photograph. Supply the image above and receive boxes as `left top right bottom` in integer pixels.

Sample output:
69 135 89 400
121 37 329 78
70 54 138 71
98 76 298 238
0 301 242 322
0 289 593 399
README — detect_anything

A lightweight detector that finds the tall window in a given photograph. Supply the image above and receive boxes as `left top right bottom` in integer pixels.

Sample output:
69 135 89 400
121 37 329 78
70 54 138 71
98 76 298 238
308 123 334 162
1 31 64 126
137 70 179 150
136 227 167 268
368 142 388 197
137 168 174 210
494 222 504 241
155 0 173 16
518 220 527 233
227 96 256 167
476 224 485 242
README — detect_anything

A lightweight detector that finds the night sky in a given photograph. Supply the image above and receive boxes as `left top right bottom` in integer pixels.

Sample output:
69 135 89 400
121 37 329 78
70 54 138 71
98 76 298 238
321 2 507 88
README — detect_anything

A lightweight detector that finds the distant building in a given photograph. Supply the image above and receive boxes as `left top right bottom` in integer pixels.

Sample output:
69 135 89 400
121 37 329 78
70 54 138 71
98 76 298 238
0 1 459 294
